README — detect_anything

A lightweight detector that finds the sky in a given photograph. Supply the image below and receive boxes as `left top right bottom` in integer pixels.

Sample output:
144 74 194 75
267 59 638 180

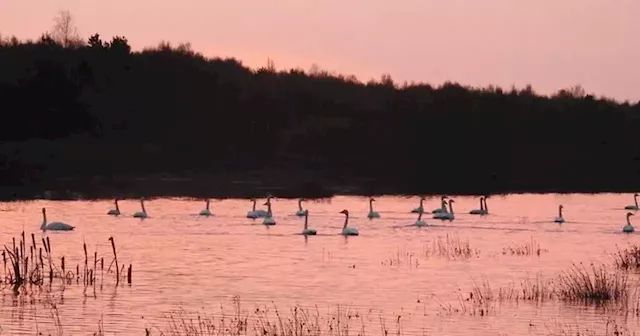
1 0 638 102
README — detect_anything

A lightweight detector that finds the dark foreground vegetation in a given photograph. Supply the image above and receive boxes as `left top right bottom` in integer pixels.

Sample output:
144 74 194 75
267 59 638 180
1 26 640 200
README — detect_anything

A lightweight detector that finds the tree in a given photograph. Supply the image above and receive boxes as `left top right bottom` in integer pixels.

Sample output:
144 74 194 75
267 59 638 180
51 10 81 47
108 36 131 54
88 33 105 49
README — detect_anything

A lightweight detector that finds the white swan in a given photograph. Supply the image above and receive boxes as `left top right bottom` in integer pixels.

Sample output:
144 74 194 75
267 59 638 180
432 196 448 213
295 198 307 216
625 193 639 210
199 199 212 216
247 198 270 218
433 200 455 220
107 199 120 216
301 210 317 235
554 205 564 223
340 209 359 235
411 196 426 213
262 201 276 225
367 197 380 219
133 198 148 218
623 212 635 233
41 208 74 231
469 197 486 215
415 210 427 227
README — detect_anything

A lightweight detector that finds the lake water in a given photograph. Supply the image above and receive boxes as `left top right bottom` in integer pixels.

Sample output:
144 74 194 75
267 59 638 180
0 194 639 335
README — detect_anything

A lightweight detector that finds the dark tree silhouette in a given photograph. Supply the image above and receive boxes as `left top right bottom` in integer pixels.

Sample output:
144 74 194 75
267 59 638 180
0 33 639 200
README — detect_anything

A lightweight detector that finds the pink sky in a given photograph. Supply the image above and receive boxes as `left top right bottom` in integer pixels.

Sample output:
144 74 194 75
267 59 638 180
1 0 638 101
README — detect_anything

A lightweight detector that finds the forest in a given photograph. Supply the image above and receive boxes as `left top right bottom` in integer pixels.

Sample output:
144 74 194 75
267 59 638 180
1 17 639 200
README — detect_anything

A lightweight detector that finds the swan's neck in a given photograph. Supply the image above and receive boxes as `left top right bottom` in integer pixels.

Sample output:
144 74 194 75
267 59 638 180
141 200 146 213
628 215 632 226
559 207 563 218
252 200 256 211
483 199 488 212
479 198 484 211
298 199 303 211
419 198 424 207
635 195 638 207
448 201 454 214
441 199 447 209
417 211 423 220
304 214 308 229
343 214 349 229
41 211 47 230
369 200 373 212
206 200 210 210
115 199 120 211
267 202 272 215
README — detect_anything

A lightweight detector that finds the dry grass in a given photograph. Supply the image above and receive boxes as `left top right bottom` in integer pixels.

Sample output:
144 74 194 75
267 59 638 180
543 317 637 336
501 238 548 257
144 296 404 336
422 234 478 260
612 244 640 271
554 263 629 303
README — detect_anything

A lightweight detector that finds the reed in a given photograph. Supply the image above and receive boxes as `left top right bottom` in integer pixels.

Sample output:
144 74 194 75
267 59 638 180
422 234 478 260
612 244 640 271
145 297 403 336
501 237 547 256
554 263 629 303
1 232 131 293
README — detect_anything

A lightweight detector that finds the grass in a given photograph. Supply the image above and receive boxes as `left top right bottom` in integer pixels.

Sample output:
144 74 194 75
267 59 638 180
554 263 629 303
142 296 404 336
1 232 131 294
612 244 640 270
422 234 478 260
501 237 547 257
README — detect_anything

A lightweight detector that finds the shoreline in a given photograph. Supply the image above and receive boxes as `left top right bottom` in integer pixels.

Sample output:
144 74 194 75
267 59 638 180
1 174 638 201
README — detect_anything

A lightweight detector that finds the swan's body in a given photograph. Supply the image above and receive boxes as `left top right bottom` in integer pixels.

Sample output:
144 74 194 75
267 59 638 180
433 200 455 220
199 199 212 216
262 201 276 225
247 198 270 218
554 205 564 223
340 209 359 235
415 211 427 227
367 198 380 219
301 210 317 235
623 213 635 233
411 196 426 213
40 208 74 231
133 198 148 218
432 196 448 213
107 199 121 216
625 193 639 210
295 198 307 216
469 197 487 215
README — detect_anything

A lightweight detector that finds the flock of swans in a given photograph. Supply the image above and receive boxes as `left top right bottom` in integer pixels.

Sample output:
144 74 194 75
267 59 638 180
37 193 640 235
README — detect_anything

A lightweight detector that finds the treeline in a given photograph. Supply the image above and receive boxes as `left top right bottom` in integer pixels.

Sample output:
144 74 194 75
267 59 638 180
1 33 639 199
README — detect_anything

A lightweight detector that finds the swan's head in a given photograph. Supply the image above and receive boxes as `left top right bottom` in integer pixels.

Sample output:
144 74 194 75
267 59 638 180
263 202 269 206
635 193 639 197
369 197 375 202
441 196 447 200
628 212 635 218
480 197 484 201
449 199 455 203
559 205 563 209
340 209 349 216
42 207 46 214
420 196 426 201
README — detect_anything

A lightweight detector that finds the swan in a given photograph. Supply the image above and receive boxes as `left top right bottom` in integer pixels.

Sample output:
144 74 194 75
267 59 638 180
554 205 564 223
433 200 455 220
432 196 448 213
339 209 359 235
107 199 121 216
415 210 427 227
262 202 276 225
41 208 74 231
411 196 426 213
199 199 212 216
469 197 486 215
247 198 270 218
295 198 307 216
301 210 317 235
367 197 380 219
483 197 489 215
623 212 635 233
625 193 639 210
133 198 148 218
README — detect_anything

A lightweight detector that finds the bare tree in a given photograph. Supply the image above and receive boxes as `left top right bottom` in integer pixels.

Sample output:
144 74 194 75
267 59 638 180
51 10 81 47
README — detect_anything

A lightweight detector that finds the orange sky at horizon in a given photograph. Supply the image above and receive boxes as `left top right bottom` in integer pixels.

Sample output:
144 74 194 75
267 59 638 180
1 0 639 102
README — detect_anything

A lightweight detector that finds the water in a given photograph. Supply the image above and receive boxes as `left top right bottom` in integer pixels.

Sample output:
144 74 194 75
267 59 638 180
0 193 639 335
